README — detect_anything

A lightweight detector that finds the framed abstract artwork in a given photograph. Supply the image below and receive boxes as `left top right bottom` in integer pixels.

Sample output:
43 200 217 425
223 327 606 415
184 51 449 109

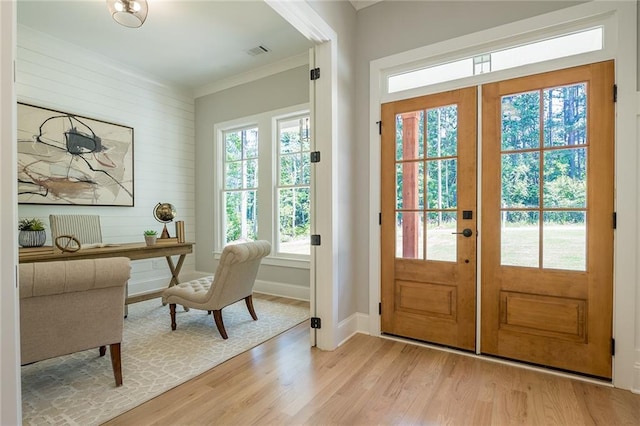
17 103 134 206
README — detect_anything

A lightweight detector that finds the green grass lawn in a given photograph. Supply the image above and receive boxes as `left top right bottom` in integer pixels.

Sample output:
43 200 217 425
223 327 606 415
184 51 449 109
396 223 586 270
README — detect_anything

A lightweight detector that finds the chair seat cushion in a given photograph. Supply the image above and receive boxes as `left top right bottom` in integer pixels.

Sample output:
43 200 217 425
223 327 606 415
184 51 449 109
162 276 214 309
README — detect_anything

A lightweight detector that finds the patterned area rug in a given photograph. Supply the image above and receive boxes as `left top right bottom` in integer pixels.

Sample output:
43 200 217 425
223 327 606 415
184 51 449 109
21 296 309 425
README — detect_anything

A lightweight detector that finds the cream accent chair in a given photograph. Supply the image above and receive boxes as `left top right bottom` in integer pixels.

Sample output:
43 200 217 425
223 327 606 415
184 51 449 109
19 257 131 387
49 214 103 245
162 240 271 339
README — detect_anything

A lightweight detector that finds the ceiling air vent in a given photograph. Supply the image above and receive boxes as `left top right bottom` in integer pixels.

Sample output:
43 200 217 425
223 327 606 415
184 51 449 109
247 45 271 56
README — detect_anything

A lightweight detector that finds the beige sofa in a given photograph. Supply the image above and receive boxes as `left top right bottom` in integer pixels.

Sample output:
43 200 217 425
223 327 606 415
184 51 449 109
19 257 131 386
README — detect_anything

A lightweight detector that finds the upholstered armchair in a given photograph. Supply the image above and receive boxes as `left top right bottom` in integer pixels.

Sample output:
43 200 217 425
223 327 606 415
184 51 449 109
162 240 271 339
19 257 131 386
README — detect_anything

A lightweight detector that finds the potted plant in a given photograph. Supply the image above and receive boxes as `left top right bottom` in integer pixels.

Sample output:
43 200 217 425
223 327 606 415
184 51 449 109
144 230 158 246
18 218 47 248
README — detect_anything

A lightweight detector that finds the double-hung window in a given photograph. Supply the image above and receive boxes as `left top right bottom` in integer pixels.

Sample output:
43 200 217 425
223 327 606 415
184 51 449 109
216 104 311 262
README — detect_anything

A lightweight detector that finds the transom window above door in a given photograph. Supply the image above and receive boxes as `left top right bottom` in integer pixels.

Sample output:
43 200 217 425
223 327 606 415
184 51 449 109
387 26 603 94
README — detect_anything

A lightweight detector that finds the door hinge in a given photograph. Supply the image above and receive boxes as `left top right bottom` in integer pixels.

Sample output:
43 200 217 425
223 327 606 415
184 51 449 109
613 212 617 229
311 317 322 329
310 67 320 81
613 84 617 102
310 151 321 163
311 234 321 246
611 338 615 356
376 120 382 135
379 212 382 225
378 302 382 315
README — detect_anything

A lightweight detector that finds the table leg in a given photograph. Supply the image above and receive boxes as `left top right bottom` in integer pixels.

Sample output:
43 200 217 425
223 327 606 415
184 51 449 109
166 254 186 287
165 254 188 310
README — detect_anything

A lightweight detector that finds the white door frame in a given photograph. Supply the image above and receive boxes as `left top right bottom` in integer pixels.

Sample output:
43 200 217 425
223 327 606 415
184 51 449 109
368 1 639 391
266 1 340 350
0 0 21 423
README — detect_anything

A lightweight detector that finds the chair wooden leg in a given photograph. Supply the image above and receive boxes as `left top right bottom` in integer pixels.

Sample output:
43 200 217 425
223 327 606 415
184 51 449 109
110 343 123 387
245 295 258 321
170 303 177 331
99 346 106 357
212 310 228 339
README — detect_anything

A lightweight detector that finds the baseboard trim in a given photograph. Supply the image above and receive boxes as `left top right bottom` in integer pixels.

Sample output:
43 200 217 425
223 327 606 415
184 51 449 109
337 312 370 347
633 360 640 394
253 279 310 302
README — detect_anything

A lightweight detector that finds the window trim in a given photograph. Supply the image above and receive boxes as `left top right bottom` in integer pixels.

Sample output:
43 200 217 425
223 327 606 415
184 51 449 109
213 103 310 266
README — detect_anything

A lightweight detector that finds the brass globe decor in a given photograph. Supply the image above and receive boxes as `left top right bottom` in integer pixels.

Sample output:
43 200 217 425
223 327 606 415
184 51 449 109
154 202 176 238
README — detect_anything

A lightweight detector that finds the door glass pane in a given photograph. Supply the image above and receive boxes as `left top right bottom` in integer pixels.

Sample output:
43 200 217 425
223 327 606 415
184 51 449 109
427 159 457 209
501 91 540 151
396 112 424 161
426 105 457 158
396 212 424 259
396 162 424 210
501 211 539 267
543 148 586 208
501 152 540 208
426 212 456 262
543 83 587 147
543 212 586 271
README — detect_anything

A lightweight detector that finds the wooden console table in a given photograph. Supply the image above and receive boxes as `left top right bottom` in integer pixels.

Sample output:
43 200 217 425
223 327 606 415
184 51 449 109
19 242 194 305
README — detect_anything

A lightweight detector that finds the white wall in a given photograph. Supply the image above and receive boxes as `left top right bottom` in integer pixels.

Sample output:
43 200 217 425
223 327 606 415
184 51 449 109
16 26 197 296
194 65 311 300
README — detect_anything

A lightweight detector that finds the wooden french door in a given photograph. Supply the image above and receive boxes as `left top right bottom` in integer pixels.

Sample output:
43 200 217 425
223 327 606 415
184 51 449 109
481 61 615 378
381 87 477 351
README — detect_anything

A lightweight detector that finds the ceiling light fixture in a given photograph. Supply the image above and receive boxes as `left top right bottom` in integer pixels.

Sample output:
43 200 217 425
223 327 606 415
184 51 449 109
106 0 148 28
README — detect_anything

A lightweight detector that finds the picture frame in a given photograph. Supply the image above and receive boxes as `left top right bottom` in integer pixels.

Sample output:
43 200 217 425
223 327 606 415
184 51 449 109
17 103 134 206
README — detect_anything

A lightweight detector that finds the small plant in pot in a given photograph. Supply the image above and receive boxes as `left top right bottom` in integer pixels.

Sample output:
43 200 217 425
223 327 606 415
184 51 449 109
18 218 47 248
144 230 158 246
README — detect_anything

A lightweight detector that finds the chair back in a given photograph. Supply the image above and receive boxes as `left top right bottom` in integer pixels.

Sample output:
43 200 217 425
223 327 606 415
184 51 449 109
49 214 103 244
208 240 271 309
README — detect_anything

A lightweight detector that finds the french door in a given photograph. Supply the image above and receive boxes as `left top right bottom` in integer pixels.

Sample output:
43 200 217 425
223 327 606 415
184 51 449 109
381 61 615 378
381 87 477 351
481 61 614 378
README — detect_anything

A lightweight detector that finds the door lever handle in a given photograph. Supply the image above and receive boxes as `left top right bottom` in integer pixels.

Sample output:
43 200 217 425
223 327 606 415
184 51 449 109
452 228 473 238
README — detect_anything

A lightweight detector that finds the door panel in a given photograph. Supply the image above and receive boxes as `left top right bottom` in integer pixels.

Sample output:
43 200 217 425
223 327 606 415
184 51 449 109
480 61 614 378
381 87 477 351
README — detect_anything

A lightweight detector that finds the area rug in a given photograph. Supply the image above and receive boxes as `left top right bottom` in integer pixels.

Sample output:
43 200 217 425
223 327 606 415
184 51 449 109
21 295 309 425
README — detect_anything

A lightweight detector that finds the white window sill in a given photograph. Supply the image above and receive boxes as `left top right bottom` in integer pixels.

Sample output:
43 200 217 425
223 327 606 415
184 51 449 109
213 252 310 270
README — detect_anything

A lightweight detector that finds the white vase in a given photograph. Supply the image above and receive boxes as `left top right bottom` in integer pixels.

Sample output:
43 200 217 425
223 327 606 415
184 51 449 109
144 235 157 246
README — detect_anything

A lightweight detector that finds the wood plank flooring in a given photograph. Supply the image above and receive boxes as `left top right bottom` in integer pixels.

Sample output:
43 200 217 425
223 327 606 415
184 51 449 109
105 301 639 425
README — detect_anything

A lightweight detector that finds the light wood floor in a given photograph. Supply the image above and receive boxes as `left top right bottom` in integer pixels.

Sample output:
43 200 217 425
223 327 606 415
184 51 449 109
105 299 639 425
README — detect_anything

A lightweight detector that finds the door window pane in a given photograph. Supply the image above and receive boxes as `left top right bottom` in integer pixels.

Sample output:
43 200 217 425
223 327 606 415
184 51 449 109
501 211 539 267
543 212 586 271
543 148 586 208
396 161 424 210
426 105 457 158
543 83 587 147
396 112 424 161
396 212 424 259
501 152 540 208
427 159 457 209
426 212 456 262
501 91 540 151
